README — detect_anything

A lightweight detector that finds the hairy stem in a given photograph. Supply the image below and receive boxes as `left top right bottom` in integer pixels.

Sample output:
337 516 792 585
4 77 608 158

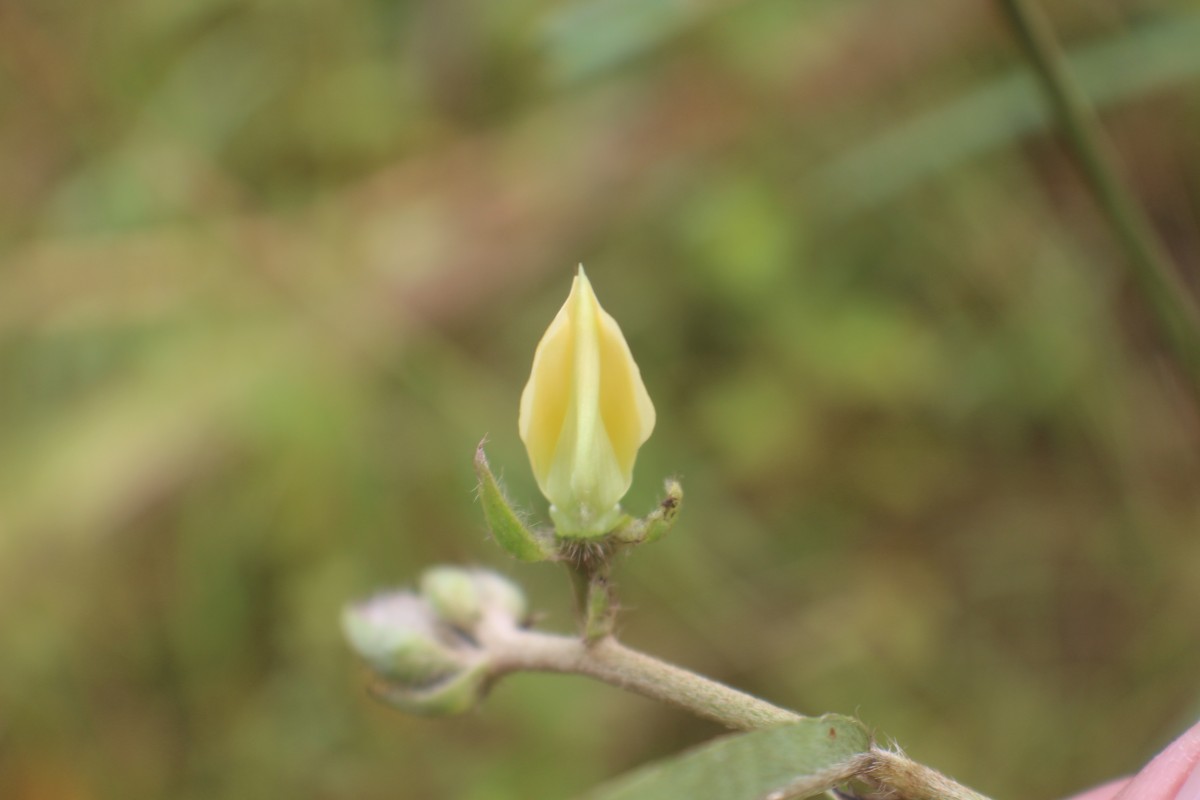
484 624 801 730
867 749 993 800
996 0 1200 391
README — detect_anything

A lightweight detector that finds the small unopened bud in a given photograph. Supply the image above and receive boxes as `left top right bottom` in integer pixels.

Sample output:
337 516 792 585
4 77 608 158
341 592 472 685
471 569 528 623
420 567 483 629
420 566 529 629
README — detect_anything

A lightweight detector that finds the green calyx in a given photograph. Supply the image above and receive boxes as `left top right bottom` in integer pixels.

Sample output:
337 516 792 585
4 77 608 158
476 442 683 561
475 443 683 640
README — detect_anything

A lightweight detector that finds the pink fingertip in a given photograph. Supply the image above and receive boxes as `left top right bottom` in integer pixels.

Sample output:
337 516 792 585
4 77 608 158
1066 777 1130 800
1176 755 1200 800
1114 719 1200 800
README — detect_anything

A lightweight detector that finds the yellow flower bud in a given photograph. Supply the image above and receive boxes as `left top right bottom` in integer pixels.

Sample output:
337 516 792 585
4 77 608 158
519 267 655 537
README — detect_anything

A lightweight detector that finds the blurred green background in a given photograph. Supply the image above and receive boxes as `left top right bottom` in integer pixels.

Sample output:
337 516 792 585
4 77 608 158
3 1 1200 798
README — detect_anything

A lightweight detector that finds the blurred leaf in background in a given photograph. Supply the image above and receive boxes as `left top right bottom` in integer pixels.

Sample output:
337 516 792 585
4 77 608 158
2 1 1200 798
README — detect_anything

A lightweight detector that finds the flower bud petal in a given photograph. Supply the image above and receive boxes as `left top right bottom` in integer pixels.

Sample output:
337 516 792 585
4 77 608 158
518 267 655 536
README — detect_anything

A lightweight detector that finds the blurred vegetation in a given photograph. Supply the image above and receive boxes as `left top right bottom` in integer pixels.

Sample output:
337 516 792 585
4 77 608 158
3 1 1200 798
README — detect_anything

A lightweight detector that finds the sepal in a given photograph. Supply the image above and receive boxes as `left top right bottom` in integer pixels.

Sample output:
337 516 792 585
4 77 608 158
475 442 556 562
367 661 490 716
612 479 683 545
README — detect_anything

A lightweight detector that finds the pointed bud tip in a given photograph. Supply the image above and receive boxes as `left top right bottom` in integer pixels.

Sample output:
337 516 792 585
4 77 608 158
661 480 683 514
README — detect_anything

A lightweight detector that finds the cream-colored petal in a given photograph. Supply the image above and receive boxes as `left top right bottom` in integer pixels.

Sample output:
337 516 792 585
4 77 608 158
518 283 574 488
568 269 602 492
596 304 655 476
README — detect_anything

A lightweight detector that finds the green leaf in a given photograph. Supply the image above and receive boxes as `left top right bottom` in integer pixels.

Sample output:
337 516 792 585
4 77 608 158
580 715 872 800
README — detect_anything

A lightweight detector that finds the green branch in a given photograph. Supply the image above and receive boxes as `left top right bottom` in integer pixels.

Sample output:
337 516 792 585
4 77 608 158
996 0 1200 392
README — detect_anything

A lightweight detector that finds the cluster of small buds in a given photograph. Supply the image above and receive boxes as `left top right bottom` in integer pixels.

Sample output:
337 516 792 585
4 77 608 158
341 567 527 715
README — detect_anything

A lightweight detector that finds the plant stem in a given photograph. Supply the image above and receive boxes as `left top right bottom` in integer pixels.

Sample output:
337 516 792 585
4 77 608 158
566 558 618 642
867 749 993 800
996 0 1200 391
484 623 802 730
479 620 993 800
